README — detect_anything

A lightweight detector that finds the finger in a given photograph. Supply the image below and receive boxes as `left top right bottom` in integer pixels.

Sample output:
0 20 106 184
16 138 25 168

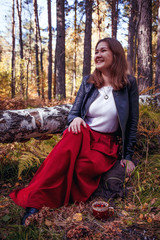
77 124 81 132
82 121 87 128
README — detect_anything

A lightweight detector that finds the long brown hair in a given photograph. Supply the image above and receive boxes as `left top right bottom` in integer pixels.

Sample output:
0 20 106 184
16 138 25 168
89 38 128 90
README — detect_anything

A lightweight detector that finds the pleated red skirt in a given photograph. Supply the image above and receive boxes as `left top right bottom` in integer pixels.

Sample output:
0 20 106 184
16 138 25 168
10 125 119 209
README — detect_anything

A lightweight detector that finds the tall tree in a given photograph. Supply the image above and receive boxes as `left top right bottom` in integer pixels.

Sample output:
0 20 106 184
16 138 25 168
55 0 66 99
71 0 77 97
48 0 52 100
137 0 152 92
16 0 24 96
155 0 160 91
83 0 93 78
127 0 138 75
110 0 119 39
96 0 101 39
33 0 40 97
37 5 44 99
11 0 16 98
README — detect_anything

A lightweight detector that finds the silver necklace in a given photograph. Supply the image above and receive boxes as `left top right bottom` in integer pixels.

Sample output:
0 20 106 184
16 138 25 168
102 87 111 100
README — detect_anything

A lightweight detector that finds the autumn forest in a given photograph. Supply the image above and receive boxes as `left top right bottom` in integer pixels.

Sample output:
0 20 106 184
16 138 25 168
0 0 159 102
0 0 160 239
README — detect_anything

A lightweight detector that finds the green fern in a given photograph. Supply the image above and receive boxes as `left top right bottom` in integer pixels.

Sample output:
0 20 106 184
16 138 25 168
18 136 61 177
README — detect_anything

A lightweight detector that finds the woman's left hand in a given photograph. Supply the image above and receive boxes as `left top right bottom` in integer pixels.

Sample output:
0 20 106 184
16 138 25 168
120 159 135 176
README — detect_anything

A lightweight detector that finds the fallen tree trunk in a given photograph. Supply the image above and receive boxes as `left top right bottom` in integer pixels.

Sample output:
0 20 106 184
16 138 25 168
0 104 72 143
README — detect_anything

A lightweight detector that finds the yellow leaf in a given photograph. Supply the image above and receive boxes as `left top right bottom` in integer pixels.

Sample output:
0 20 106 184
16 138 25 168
139 214 144 219
73 213 83 222
15 182 20 187
45 219 53 227
0 203 9 208
147 217 152 223
142 203 148 210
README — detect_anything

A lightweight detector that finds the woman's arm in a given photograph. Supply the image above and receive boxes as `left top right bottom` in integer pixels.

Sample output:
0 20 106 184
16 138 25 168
67 76 88 124
124 76 139 161
121 76 139 175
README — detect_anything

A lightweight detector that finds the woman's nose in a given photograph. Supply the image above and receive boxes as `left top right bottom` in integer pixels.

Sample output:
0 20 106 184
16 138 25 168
96 51 102 57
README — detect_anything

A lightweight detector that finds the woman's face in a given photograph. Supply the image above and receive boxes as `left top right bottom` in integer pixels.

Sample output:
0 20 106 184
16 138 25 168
94 41 113 73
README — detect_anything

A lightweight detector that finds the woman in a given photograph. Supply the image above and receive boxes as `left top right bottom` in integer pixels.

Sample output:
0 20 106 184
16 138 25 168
10 38 139 225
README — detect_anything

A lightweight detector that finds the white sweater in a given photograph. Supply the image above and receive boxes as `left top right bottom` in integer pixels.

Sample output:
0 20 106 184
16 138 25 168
85 86 119 133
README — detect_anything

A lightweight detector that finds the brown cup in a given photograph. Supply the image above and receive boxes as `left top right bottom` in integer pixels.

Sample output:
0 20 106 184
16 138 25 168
92 200 114 220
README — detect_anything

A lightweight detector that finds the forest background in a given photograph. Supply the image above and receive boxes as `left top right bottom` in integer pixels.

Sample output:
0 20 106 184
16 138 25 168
0 0 160 239
0 0 159 102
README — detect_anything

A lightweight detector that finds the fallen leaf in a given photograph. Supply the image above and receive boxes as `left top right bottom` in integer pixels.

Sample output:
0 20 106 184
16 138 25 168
121 210 129 216
15 182 20 187
142 203 148 210
0 203 9 208
73 213 83 222
45 219 53 227
147 217 152 223
154 212 160 221
139 214 144 219
150 198 157 206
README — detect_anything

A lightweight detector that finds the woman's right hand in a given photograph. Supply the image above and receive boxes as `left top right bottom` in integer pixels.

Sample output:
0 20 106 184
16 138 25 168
68 117 87 134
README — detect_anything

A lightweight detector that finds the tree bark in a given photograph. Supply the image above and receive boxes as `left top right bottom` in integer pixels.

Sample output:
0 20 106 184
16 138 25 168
111 0 119 39
48 0 52 100
37 4 44 99
0 104 72 143
155 0 160 91
33 0 40 97
11 0 16 98
55 0 66 99
83 0 93 78
71 0 77 97
137 0 152 93
16 0 24 96
127 0 138 75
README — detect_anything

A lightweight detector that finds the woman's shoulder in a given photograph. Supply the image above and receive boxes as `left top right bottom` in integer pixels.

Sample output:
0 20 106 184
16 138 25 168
127 74 137 84
127 75 138 90
82 75 95 90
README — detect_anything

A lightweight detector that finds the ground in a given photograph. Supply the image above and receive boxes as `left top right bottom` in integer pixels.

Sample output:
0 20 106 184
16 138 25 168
0 179 159 240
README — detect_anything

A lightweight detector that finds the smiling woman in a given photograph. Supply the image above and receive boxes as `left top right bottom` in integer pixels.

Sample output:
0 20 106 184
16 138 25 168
94 42 114 76
10 37 139 226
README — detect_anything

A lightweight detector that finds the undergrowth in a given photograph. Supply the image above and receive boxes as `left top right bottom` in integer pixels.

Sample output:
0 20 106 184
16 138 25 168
0 104 159 239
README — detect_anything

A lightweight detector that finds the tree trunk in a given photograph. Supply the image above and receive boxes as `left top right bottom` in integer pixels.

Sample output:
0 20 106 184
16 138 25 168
37 5 44 99
11 0 16 98
127 0 138 75
96 0 101 39
55 0 66 99
111 0 118 39
71 0 77 97
48 0 52 101
137 0 152 93
83 0 93 78
33 0 40 97
0 104 72 143
16 0 24 96
155 0 160 91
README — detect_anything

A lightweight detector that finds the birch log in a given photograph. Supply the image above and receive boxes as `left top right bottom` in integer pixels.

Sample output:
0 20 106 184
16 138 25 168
0 104 72 143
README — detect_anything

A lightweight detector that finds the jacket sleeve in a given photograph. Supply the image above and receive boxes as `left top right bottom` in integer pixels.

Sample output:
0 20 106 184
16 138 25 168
124 76 139 160
67 76 89 125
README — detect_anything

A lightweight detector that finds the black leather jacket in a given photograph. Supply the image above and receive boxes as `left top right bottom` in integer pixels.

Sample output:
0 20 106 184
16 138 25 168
67 75 139 161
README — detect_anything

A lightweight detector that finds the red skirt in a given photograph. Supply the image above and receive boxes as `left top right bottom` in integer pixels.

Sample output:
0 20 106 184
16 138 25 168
10 125 119 209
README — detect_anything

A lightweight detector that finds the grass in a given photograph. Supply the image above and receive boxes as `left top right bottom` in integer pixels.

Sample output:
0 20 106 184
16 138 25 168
0 104 160 239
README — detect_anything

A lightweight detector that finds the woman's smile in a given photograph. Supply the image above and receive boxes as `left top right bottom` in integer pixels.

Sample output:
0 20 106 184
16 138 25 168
94 41 113 73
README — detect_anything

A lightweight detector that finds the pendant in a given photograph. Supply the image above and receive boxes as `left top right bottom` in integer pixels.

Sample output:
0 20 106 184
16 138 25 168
104 95 109 100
